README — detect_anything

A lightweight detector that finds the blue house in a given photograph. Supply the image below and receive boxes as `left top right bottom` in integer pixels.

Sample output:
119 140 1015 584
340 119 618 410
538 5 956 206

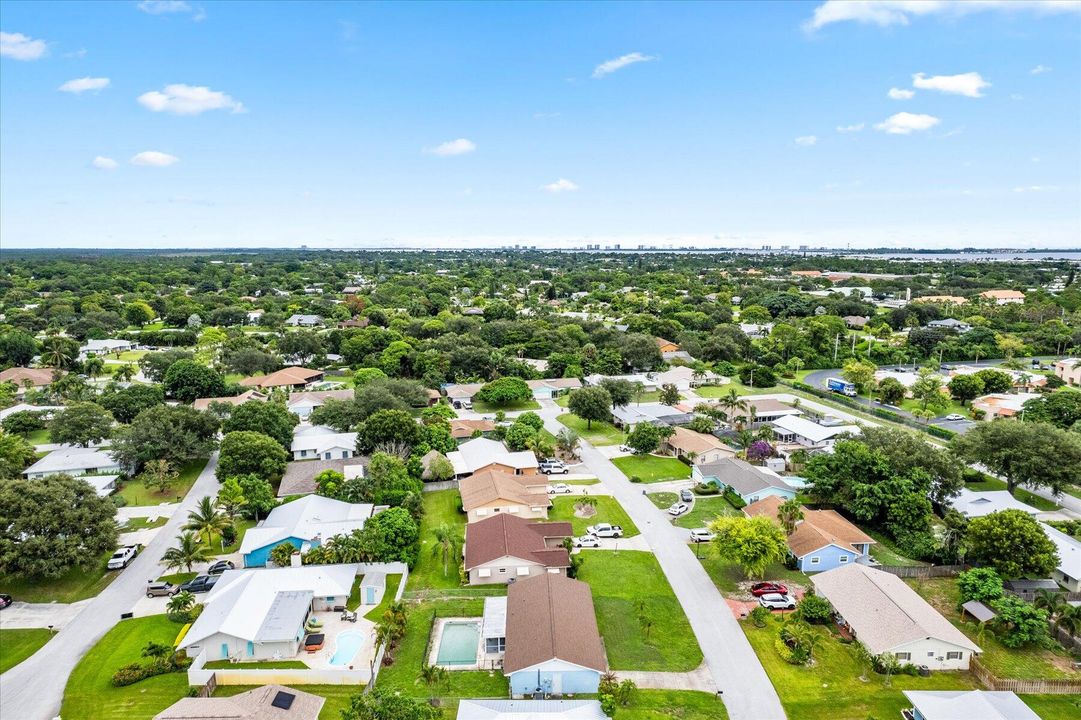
693 457 803 505
744 496 875 573
238 495 375 568
503 574 606 697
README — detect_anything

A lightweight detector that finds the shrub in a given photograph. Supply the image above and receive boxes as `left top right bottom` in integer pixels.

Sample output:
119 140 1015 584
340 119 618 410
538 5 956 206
629 475 643 484
694 482 720 496
748 606 771 628
111 663 151 687
797 595 833 624
111 494 128 508
723 487 746 509
220 524 237 545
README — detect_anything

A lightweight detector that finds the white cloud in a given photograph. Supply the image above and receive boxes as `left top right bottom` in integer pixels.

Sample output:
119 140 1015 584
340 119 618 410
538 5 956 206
58 77 110 94
805 1 1080 31
130 151 179 167
138 84 245 115
912 72 990 98
0 31 48 60
888 87 915 100
836 123 865 133
541 178 579 193
795 135 818 146
1013 185 1057 193
874 112 941 135
1030 64 1052 75
91 156 118 170
137 1 191 13
592 52 656 79
426 138 476 157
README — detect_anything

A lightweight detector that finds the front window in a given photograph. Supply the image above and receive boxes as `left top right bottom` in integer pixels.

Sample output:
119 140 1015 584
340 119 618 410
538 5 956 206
946 651 962 660
839 555 849 563
895 652 911 661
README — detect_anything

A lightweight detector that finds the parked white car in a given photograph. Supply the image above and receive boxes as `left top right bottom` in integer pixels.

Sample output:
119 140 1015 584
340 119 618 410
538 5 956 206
944 413 965 421
573 535 601 548
689 528 714 543
539 459 569 475
585 523 624 538
758 593 796 610
668 502 690 516
548 483 573 494
107 545 138 570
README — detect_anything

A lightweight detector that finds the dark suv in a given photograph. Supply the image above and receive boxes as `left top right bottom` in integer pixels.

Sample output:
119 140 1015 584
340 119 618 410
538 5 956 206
179 575 220 594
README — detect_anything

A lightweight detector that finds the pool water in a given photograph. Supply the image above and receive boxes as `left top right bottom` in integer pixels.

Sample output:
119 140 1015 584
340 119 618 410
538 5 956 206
436 621 480 665
328 630 364 666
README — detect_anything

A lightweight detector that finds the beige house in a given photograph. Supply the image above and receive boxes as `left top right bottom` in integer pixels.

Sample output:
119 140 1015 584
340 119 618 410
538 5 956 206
979 289 1025 305
1054 358 1081 387
460 469 551 523
464 514 571 585
663 426 735 465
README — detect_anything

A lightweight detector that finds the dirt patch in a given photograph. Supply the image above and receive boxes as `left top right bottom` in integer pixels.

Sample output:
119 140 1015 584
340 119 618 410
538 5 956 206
573 503 598 519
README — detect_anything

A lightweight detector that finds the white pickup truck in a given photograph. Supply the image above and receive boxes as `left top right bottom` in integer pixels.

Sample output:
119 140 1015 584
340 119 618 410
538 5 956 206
107 545 138 570
585 523 624 539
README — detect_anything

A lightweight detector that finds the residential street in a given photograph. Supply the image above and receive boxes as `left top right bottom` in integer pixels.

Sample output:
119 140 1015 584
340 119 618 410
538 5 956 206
0 454 222 720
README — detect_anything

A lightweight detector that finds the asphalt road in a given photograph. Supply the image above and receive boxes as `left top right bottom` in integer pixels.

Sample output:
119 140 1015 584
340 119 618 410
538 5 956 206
0 453 222 720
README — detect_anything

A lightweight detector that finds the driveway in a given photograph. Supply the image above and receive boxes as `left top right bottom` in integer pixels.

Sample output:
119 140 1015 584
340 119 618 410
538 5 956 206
0 453 222 720
0 600 93 631
538 403 786 720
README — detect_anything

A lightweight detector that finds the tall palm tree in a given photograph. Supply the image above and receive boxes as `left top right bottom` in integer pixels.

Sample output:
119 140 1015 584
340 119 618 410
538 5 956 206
1033 588 1067 620
114 363 136 383
184 496 230 545
162 531 211 573
41 337 73 370
430 523 463 577
777 498 804 535
83 355 104 378
718 389 748 427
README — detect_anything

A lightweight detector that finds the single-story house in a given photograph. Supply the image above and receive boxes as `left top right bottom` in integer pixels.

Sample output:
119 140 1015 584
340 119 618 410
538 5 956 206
844 315 870 329
447 437 539 477
504 574 607 697
970 392 1041 420
949 365 1046 390
154 685 325 720
927 318 972 334
289 425 358 461
663 426 736 465
179 564 358 662
450 418 497 439
0 402 64 422
444 382 486 404
979 289 1025 305
277 457 365 497
583 373 657 393
245 309 264 324
192 390 268 412
337 318 369 329
285 314 324 327
721 398 802 428
1054 358 1081 387
239 366 325 391
465 513 572 585
239 495 376 567
23 447 122 482
811 564 980 670
609 403 694 431
286 389 354 420
694 457 804 504
770 414 860 448
456 700 608 720
459 469 551 524
948 488 1040 519
526 377 582 400
653 365 726 391
0 367 58 392
654 337 680 354
914 295 968 305
1040 522 1081 593
902 690 1039 720
744 495 875 572
79 338 134 357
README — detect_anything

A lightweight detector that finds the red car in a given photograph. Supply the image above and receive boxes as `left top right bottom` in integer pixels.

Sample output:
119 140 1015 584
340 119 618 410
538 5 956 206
750 582 788 597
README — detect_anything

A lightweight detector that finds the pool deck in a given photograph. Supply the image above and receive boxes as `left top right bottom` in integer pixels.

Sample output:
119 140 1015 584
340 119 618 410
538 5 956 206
219 610 377 671
429 616 493 671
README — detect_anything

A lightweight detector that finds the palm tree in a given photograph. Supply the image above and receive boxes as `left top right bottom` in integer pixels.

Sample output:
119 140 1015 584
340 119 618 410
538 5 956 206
1055 605 1081 636
430 523 463 577
633 382 646 407
1033 588 1067 620
41 337 73 370
142 641 173 661
555 428 580 460
417 663 449 700
216 481 246 521
777 498 804 535
162 531 211 573
184 496 230 545
851 640 873 681
114 363 136 383
167 590 196 615
718 389 748 427
83 355 105 378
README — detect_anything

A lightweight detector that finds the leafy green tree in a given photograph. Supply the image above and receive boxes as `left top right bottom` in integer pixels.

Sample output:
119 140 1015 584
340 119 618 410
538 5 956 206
110 404 219 472
100 384 166 424
738 363 777 388
877 376 906 406
910 368 948 414
339 689 441 720
0 475 118 578
124 301 156 327
622 333 663 371
504 420 537 451
222 400 298 449
841 358 876 395
598 378 634 408
974 368 1013 394
355 409 422 454
163 359 225 402
217 431 288 481
216 478 246 520
1 410 45 437
707 515 788 579
625 422 662 455
567 387 612 429
277 330 325 366
359 507 420 565
952 420 1081 496
425 453 455 482
49 401 113 447
0 330 39 366
353 367 389 386
162 531 211 573
235 473 277 519
965 510 1059 579
659 383 680 405
947 374 984 405
139 349 194 382
353 452 422 508
474 376 532 406
858 425 963 505
1021 391 1081 430
309 398 366 432
990 595 1051 648
138 458 179 494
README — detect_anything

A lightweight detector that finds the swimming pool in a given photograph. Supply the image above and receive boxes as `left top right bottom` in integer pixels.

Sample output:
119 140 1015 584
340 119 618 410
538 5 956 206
328 630 364 666
435 621 480 666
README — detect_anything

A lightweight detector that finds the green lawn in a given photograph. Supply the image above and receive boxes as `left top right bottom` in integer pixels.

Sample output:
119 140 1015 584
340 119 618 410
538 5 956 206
556 413 626 446
361 573 403 619
115 458 209 506
907 578 1081 681
549 495 640 538
157 571 197 585
215 685 359 720
743 615 983 720
1021 695 1081 720
25 428 50 445
120 516 168 532
623 690 730 719
0 548 118 603
863 528 928 567
674 495 740 529
407 489 467 591
694 381 756 398
612 454 691 483
0 628 52 674
576 550 702 671
196 518 256 556
900 397 973 419
204 659 307 669
698 553 809 594
963 474 1059 512
117 350 149 362
376 598 508 703
472 398 541 413
60 615 191 720
647 491 680 510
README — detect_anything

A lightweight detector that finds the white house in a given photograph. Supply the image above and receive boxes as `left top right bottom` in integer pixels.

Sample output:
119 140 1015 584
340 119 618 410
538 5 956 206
948 489 1040 519
1040 522 1081 593
289 425 358 461
902 691 1040 720
456 700 608 720
245 309 264 324
447 437 538 477
286 390 355 420
178 565 358 662
23 447 122 483
0 403 64 422
79 338 134 358
812 564 981 670
770 414 860 448
238 495 376 567
285 314 324 327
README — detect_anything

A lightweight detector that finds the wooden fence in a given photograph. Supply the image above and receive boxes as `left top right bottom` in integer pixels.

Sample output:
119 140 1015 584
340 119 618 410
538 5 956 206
971 657 1081 695
876 564 968 579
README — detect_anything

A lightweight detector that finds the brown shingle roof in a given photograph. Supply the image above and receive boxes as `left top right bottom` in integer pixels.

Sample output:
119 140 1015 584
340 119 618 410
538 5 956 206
0 367 57 387
665 426 730 455
465 514 572 570
154 684 324 720
450 418 497 439
744 497 875 558
192 390 268 411
459 470 551 512
503 574 607 674
239 366 323 389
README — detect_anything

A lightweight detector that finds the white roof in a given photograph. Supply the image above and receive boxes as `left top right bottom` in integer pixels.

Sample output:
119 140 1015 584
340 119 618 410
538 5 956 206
180 564 358 648
1041 522 1081 584
811 564 980 656
81 338 132 352
456 700 608 720
0 403 64 421
239 495 374 555
24 447 120 476
873 369 932 389
902 691 1039 720
771 414 860 443
949 488 1040 518
290 426 357 454
80 475 119 497
583 373 656 390
972 392 1041 414
482 596 507 639
447 437 538 475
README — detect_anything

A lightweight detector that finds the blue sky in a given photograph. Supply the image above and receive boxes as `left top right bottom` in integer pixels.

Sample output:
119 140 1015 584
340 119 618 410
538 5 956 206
1 0 1078 249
